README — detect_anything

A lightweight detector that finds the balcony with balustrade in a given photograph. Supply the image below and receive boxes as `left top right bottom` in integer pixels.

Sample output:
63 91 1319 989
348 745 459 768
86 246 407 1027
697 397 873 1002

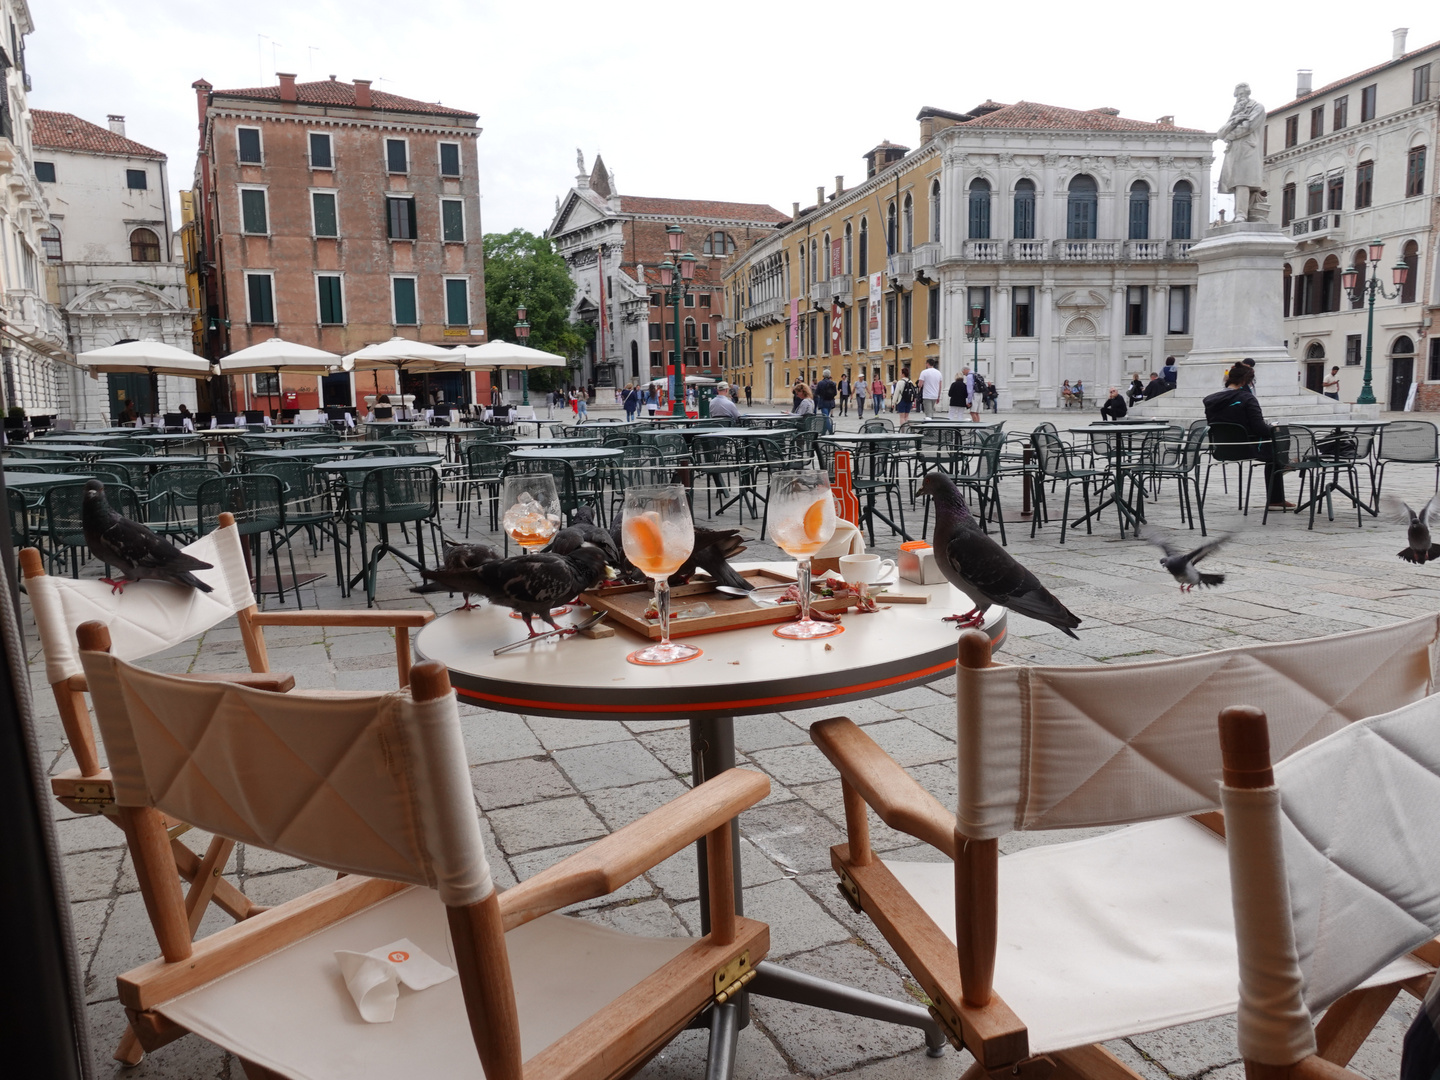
1290 212 1342 243
913 241 943 276
743 296 784 328
1054 240 1121 261
962 241 1004 262
1010 240 1047 261
886 252 914 289
1124 240 1167 261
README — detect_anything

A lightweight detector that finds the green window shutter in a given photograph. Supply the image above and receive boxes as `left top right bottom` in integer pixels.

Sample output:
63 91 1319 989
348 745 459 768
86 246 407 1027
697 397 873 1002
393 279 417 325
445 279 469 326
407 198 418 239
247 275 274 324
241 189 268 234
442 200 464 242
318 276 343 324
312 192 337 237
439 143 460 176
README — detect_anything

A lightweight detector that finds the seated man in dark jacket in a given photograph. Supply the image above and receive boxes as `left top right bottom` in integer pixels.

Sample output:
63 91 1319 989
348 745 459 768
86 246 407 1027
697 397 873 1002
1203 364 1290 509
1142 372 1172 400
1100 387 1128 421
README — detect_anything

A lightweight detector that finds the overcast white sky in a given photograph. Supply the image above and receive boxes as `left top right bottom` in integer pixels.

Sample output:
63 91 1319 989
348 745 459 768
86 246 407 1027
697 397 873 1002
26 1 1439 235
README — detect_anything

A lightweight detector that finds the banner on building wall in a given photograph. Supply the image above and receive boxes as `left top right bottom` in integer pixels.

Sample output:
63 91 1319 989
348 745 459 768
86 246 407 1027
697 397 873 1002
831 303 842 356
831 239 843 278
788 299 800 359
868 274 882 354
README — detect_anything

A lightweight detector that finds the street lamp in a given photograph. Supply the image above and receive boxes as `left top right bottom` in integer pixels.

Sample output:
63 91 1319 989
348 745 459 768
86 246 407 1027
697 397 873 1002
657 225 696 416
964 305 990 373
514 305 532 406
1341 239 1409 406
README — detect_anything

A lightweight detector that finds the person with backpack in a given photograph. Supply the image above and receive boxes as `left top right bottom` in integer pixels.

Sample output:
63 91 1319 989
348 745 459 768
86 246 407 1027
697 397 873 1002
962 366 980 422
894 367 915 428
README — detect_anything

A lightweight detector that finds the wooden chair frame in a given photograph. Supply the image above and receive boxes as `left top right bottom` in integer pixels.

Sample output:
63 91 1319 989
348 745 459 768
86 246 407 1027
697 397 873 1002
22 511 432 1065
809 632 1437 1080
79 634 770 1080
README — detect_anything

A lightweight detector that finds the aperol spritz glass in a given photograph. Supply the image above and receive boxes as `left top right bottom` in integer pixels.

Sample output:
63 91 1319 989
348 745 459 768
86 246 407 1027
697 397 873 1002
501 473 569 618
621 484 701 665
769 469 841 640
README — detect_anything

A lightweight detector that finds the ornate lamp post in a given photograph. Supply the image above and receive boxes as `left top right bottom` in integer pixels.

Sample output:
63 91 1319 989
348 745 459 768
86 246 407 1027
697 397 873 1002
514 305 532 406
964 304 990 373
658 225 697 417
1341 239 1409 407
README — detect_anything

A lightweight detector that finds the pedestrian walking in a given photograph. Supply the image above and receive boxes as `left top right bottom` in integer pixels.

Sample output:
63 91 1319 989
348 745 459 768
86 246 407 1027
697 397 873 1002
870 372 884 416
744 383 753 407
918 357 943 418
854 379 866 416
838 374 851 417
962 366 981 422
894 367 915 429
646 386 658 417
815 369 838 433
1323 366 1341 400
792 383 815 416
947 373 968 420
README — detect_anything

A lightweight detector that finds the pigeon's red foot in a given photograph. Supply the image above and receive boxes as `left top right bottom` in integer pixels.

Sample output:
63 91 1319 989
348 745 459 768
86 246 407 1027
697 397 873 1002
943 608 984 628
100 577 131 595
458 599 478 611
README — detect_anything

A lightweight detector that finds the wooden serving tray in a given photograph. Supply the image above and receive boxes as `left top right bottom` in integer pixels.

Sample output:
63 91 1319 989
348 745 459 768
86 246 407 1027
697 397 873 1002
580 568 854 640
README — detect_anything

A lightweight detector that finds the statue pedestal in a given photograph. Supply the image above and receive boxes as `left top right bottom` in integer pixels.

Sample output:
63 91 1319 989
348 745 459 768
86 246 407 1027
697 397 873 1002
1132 220 1360 421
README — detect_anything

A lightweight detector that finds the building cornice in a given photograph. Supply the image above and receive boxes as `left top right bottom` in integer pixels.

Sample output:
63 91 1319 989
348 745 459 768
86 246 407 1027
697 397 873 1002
204 108 480 140
1264 101 1439 169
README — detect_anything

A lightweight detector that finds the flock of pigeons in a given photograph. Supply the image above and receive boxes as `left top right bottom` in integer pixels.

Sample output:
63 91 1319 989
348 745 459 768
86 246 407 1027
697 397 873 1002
76 473 1440 643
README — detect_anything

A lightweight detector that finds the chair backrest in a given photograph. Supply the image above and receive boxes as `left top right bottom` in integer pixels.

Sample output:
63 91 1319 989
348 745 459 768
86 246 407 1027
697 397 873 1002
1378 420 1438 463
861 418 894 433
466 440 511 478
1207 422 1262 462
1220 694 1440 1066
44 482 143 546
360 465 440 524
197 474 286 535
954 614 1440 840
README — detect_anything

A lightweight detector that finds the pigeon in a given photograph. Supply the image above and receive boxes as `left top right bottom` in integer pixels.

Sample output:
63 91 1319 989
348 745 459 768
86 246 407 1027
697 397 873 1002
409 541 502 609
605 510 751 590
419 543 608 635
80 480 214 594
1138 526 1232 592
547 505 621 566
919 472 1080 638
1387 495 1440 563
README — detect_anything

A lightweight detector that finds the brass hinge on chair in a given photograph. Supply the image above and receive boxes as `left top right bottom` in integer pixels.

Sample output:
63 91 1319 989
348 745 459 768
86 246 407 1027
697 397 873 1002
835 868 863 914
713 951 756 1004
927 999 966 1052
68 779 115 806
166 822 193 841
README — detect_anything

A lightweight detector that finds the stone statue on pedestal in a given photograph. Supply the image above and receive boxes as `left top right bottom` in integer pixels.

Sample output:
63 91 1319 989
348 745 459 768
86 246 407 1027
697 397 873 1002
1218 83 1266 222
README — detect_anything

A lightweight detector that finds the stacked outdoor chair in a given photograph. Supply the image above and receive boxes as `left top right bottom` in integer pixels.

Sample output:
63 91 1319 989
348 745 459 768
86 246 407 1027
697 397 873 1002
808 618 1440 1080
19 516 432 1064
78 634 772 1080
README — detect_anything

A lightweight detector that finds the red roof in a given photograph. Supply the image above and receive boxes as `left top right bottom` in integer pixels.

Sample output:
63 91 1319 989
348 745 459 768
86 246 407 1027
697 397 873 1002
957 101 1206 134
1270 37 1440 112
208 78 477 119
31 110 164 158
617 195 788 224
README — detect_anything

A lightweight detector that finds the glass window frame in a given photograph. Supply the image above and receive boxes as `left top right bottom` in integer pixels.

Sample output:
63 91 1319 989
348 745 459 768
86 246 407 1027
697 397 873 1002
1310 106 1324 140
1012 286 1034 338
125 168 148 190
1360 84 1377 122
1406 146 1427 198
1333 96 1348 130
440 198 465 242
386 196 418 240
968 178 991 240
1128 181 1150 240
1355 161 1374 208
1167 285 1190 334
1013 180 1036 240
34 160 54 183
385 138 409 174
1125 285 1148 336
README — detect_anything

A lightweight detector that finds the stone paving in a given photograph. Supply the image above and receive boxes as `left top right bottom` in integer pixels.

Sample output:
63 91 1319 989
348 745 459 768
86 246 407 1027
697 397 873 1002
25 402 1439 1078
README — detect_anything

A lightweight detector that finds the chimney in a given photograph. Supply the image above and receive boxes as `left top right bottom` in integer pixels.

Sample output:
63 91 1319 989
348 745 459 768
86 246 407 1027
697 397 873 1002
835 175 844 197
1393 27 1408 59
277 72 297 102
353 79 373 108
106 114 125 137
191 79 212 143
1155 115 1175 126
1296 69 1313 96
817 185 825 208
792 201 800 220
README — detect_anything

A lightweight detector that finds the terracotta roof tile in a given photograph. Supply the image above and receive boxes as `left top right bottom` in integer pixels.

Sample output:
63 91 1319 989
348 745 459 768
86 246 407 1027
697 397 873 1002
1270 38 1440 113
209 79 477 119
617 195 788 224
957 100 1207 134
31 110 164 158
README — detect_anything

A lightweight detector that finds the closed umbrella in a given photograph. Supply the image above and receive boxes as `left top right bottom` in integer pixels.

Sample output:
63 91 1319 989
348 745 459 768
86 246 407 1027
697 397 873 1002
344 337 465 411
219 337 346 411
76 340 214 422
464 340 567 406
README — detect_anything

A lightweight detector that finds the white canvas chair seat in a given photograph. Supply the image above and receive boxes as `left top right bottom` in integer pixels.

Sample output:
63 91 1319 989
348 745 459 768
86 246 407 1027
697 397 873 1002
160 885 693 1080
884 817 1430 1056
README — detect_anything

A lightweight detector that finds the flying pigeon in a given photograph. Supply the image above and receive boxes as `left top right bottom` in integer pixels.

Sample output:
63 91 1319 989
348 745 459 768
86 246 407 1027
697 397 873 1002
919 472 1080 638
418 543 608 635
81 480 214 594
1137 526 1232 592
409 541 502 608
1387 495 1440 563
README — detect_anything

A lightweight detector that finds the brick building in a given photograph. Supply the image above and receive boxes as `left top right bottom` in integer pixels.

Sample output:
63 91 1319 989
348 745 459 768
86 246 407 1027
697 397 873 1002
547 155 786 392
190 74 487 410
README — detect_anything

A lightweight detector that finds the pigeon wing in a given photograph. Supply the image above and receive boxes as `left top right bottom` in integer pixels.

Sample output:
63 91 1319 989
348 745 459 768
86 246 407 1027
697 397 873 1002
476 555 579 610
1135 524 1183 559
1180 532 1232 566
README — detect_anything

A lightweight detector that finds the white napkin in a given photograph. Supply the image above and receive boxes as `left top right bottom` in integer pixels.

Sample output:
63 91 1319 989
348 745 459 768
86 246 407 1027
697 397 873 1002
334 938 457 1023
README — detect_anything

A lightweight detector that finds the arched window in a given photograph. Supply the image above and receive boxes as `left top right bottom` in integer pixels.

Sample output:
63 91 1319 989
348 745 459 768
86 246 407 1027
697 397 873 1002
1066 175 1097 240
930 179 941 242
1401 239 1420 304
41 225 62 262
798 244 807 289
130 227 161 263
684 317 698 348
843 222 853 275
1393 336 1416 356
1171 181 1194 240
1298 258 1319 316
1306 341 1326 360
858 217 869 275
809 239 818 284
902 195 914 252
1283 263 1293 318
967 178 991 240
886 202 897 255
1321 254 1341 313
1350 250 1367 309
630 340 639 378
1013 179 1036 240
822 233 831 280
1128 180 1150 240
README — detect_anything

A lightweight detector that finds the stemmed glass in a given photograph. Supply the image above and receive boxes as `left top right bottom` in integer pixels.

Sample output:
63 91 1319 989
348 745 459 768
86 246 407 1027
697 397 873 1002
769 469 841 640
621 484 702 665
502 473 569 618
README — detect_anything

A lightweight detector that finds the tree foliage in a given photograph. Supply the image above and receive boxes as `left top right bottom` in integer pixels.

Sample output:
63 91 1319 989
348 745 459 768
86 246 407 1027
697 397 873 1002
483 229 592 392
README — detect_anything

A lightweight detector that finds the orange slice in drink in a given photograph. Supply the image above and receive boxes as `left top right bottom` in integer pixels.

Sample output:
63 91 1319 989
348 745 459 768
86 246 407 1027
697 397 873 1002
803 498 829 543
623 512 666 571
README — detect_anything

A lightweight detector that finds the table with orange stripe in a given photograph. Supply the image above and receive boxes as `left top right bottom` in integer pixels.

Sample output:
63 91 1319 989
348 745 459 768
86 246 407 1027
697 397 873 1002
415 564 1004 1072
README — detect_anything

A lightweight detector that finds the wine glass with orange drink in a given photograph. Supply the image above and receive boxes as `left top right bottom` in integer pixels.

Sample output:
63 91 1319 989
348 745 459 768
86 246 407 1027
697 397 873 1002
620 484 702 665
768 469 841 640
502 473 570 619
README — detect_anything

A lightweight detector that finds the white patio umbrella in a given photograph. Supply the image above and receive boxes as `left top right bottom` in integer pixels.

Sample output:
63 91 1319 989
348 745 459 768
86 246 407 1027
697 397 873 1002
464 339 567 406
343 336 466 404
76 340 214 422
649 375 717 387
218 337 347 411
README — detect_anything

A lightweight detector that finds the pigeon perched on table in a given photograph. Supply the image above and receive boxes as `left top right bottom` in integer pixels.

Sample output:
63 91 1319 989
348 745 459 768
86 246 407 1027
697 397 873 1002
420 543 608 635
919 472 1080 638
1137 526 1232 592
548 505 621 566
1386 495 1440 564
604 510 750 590
409 541 502 609
81 480 214 594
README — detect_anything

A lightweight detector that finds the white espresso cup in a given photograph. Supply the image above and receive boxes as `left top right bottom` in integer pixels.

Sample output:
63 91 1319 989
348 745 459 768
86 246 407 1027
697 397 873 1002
839 553 896 586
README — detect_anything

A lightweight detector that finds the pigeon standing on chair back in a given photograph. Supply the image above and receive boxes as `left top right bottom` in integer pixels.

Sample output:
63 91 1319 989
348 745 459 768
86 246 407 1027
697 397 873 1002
80 480 214 593
919 471 1080 638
